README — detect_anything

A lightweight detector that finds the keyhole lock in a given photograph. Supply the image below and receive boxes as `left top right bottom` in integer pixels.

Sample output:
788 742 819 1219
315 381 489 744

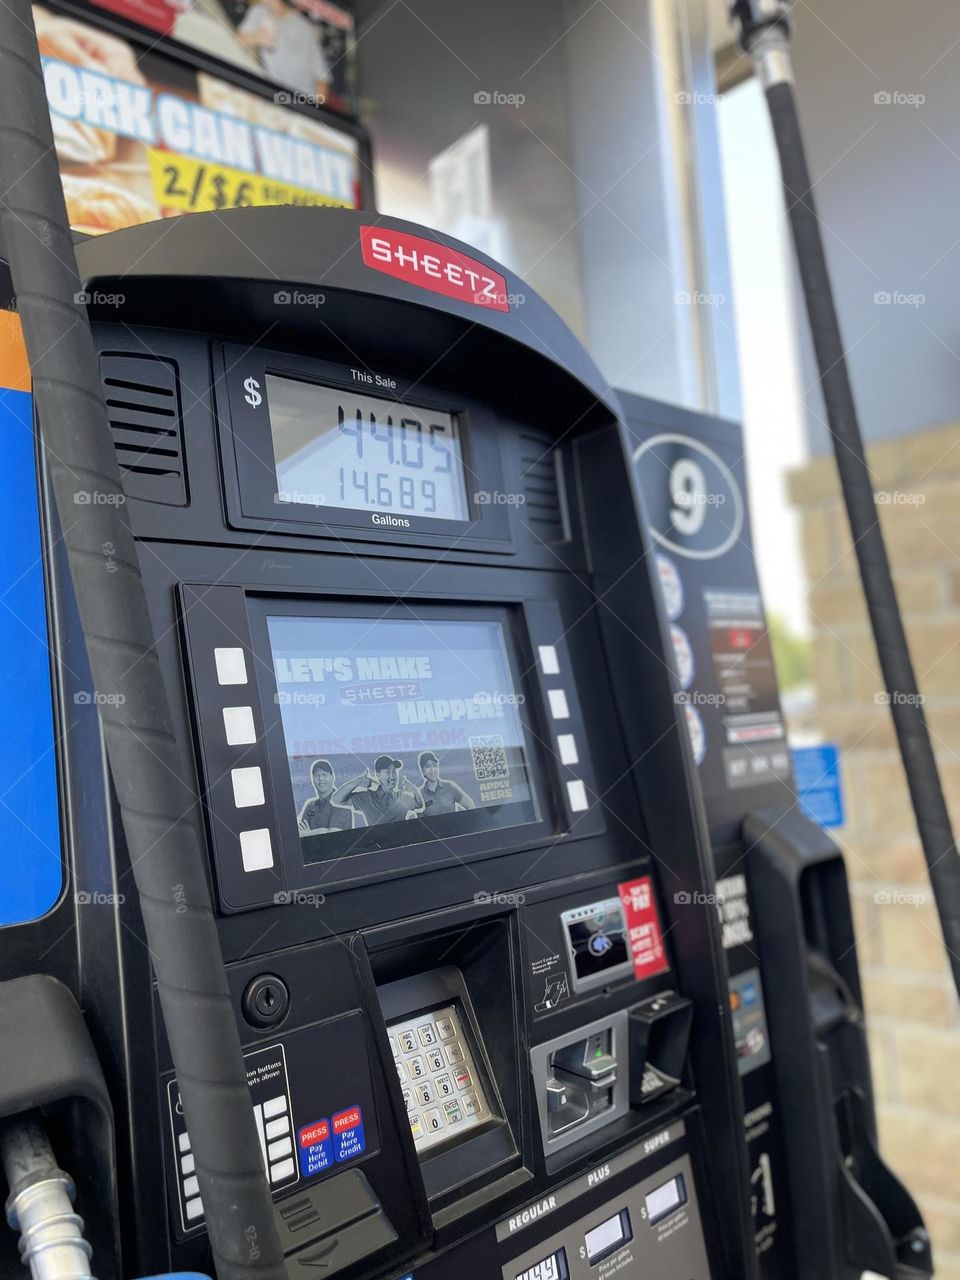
242 973 291 1029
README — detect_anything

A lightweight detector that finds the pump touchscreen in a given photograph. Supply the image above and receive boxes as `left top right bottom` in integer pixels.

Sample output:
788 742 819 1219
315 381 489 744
266 375 470 520
267 614 539 858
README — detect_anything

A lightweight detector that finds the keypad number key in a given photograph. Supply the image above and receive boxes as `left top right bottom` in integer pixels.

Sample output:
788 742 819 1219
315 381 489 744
426 1048 445 1072
423 1108 443 1134
398 1030 418 1054
406 1056 426 1081
417 1022 438 1047
435 1073 454 1098
415 1082 434 1106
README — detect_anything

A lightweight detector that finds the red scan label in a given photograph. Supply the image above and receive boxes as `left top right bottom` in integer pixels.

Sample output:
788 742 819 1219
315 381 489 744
360 226 510 313
332 1105 362 1134
299 1119 330 1147
618 875 670 979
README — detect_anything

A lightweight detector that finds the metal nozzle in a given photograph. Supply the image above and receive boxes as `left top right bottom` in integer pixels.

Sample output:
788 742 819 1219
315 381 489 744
729 0 793 51
1 1116 93 1280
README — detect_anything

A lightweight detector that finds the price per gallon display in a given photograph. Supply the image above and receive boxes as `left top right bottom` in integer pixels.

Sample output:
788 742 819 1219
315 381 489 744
266 374 471 521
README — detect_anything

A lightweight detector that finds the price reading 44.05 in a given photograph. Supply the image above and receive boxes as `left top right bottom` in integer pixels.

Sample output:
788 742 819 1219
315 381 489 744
267 375 471 522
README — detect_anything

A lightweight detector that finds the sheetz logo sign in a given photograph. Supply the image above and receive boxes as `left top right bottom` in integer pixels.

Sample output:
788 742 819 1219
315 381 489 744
360 225 510 312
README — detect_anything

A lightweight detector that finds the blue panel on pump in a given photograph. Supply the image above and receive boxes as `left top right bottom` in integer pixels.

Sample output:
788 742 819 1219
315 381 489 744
0 385 62 923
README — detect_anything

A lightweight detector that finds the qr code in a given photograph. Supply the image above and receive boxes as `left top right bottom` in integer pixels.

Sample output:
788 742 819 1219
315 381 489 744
469 734 509 782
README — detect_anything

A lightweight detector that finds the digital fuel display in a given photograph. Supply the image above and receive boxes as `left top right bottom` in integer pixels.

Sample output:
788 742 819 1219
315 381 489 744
266 374 470 521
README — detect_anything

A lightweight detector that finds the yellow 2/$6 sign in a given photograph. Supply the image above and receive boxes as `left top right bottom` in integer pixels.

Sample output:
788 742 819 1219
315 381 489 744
147 149 350 214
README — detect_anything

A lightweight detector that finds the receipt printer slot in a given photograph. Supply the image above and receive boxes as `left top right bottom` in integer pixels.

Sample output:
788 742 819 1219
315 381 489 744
628 991 693 1106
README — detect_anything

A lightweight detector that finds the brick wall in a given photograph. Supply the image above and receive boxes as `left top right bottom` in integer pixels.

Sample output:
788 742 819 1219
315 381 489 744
787 422 960 1276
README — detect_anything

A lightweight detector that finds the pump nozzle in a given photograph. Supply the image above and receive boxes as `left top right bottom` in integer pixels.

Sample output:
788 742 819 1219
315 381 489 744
729 0 792 49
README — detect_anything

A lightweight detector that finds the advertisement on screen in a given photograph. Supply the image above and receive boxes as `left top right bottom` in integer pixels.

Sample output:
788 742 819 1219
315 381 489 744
268 615 539 858
35 3 360 235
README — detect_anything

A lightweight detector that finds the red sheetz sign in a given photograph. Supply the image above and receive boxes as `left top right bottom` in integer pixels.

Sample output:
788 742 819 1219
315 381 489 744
360 226 511 313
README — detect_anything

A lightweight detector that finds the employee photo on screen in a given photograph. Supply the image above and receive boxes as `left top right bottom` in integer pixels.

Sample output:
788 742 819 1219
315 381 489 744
267 613 540 859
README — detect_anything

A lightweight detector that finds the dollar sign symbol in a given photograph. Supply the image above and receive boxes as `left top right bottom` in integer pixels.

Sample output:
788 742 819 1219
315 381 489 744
243 376 262 408
210 173 228 211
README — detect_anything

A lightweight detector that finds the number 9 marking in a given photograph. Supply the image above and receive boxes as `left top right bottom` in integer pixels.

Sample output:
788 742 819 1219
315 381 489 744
669 457 708 536
632 432 744 560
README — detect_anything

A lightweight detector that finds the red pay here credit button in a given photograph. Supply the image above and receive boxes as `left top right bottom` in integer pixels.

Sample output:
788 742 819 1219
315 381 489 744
332 1106 362 1134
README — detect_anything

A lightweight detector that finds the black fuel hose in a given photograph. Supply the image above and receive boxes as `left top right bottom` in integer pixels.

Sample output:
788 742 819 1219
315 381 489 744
0 3 286 1273
758 59 960 996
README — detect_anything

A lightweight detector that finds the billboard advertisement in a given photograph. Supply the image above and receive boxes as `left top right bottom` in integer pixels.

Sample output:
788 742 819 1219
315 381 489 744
35 3 362 234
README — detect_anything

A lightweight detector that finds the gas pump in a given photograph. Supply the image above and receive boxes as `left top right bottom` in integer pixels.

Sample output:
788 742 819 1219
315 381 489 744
0 1 945 1277
0 186 761 1276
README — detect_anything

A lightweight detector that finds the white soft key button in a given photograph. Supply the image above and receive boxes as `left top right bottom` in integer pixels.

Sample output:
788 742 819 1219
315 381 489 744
232 767 265 808
215 647 247 685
